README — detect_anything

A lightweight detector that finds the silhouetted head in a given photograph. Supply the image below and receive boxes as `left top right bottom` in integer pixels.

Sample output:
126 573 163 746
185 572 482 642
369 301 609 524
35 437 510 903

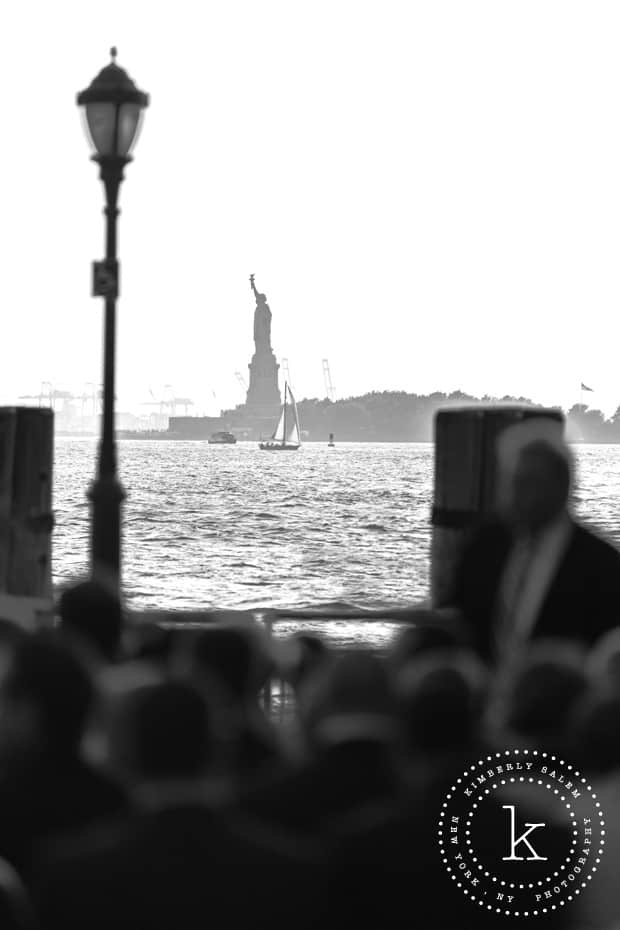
0 632 94 758
286 633 329 691
110 679 211 781
587 627 620 691
570 688 620 774
389 621 463 672
497 419 572 534
189 625 269 705
300 651 395 746
492 640 588 745
397 651 487 754
58 580 123 662
127 625 178 668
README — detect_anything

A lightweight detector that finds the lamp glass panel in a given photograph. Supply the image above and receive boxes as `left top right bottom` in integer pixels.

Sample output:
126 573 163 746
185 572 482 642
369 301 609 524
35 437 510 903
85 102 117 156
117 103 142 156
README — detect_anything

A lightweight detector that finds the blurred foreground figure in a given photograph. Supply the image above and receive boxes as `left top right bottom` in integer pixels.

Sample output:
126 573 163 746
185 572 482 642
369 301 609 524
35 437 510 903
34 679 319 930
587 626 620 691
239 652 401 832
328 650 569 929
0 857 35 930
0 633 126 877
387 622 464 676
486 639 588 755
284 632 329 696
453 418 620 660
58 580 123 664
184 625 281 783
567 680 620 928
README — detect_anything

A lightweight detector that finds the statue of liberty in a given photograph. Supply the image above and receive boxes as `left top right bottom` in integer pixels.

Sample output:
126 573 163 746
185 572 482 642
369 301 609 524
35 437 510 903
250 274 272 350
245 274 280 412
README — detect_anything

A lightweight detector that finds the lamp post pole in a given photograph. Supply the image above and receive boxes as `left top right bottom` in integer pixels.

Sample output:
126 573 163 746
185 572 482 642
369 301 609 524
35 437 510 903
89 157 126 585
77 49 149 591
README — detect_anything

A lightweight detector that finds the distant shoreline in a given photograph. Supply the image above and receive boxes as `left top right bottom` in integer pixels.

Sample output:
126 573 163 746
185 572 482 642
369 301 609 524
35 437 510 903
50 391 620 444
56 432 620 445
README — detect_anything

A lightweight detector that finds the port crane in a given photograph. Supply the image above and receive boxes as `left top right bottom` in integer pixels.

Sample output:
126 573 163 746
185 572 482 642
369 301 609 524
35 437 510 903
141 386 194 417
19 382 76 411
77 383 103 416
171 398 194 416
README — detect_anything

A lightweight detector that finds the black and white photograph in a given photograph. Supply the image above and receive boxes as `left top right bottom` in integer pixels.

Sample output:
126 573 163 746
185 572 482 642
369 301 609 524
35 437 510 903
0 2 618 927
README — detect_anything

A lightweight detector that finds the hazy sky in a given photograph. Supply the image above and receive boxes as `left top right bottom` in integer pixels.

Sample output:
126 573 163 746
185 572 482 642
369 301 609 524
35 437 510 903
3 1 620 416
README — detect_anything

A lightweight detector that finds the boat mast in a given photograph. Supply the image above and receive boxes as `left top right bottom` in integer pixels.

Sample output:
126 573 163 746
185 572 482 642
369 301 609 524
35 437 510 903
293 390 300 442
282 382 287 447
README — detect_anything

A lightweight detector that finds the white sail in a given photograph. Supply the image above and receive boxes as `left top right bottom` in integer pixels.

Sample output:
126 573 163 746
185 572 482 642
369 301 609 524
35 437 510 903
287 387 301 445
287 420 300 444
271 407 286 442
259 382 301 449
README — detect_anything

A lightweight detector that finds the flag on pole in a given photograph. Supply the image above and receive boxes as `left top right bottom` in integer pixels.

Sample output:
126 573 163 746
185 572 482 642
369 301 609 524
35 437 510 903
581 383 594 392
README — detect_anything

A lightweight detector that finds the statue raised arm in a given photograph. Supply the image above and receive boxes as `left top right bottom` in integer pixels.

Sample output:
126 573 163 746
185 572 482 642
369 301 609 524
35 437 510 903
250 274 263 303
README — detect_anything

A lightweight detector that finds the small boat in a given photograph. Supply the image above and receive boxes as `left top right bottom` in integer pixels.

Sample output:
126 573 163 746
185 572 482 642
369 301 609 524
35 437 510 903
259 383 301 451
328 433 335 447
208 431 237 445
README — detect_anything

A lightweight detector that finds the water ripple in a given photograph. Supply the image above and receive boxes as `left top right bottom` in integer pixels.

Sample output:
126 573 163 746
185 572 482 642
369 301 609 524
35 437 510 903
51 439 617 648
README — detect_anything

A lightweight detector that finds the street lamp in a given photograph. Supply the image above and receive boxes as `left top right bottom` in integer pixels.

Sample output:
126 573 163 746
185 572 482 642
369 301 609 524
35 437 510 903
77 48 149 588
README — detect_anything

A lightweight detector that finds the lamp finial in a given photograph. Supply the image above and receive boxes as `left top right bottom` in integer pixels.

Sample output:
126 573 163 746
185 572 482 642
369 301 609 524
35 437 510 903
110 46 118 63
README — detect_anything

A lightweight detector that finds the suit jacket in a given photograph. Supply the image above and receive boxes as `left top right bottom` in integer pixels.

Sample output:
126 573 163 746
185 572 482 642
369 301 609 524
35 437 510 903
452 517 620 660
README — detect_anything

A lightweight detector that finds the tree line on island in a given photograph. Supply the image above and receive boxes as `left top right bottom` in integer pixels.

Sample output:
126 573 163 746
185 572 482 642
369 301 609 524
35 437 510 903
279 391 620 442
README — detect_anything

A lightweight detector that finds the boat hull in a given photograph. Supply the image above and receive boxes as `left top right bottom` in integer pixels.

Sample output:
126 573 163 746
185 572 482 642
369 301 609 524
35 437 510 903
208 431 237 444
259 383 301 450
258 442 300 451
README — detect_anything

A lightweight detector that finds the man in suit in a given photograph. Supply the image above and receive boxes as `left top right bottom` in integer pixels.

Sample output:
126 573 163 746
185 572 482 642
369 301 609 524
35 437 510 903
452 417 620 661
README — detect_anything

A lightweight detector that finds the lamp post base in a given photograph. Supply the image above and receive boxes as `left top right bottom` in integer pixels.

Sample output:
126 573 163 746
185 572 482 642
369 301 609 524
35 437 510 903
88 474 126 590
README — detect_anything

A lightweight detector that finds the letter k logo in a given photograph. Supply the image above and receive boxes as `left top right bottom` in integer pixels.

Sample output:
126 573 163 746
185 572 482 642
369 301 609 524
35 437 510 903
502 805 548 861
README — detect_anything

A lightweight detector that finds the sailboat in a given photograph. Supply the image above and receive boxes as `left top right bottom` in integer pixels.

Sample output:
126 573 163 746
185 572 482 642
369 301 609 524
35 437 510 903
259 383 301 451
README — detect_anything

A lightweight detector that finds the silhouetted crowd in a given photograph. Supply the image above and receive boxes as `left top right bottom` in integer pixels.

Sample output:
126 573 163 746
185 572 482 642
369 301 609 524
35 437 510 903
1 416 619 928
0 579 617 930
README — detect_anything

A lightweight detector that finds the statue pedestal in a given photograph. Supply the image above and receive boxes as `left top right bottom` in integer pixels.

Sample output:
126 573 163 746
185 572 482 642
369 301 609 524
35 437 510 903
246 349 281 409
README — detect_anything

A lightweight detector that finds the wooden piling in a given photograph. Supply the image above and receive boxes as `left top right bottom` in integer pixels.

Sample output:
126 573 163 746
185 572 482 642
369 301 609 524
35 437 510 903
0 407 54 625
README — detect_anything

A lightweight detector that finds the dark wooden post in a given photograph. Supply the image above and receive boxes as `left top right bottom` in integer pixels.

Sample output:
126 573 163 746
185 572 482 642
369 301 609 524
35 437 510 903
430 406 564 607
0 407 54 625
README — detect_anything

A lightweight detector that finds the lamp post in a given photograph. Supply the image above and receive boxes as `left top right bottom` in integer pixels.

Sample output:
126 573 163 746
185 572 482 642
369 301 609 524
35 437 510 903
77 49 149 589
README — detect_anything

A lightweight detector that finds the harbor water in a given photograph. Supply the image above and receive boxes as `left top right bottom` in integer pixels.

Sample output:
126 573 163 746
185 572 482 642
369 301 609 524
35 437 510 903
53 439 620 649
